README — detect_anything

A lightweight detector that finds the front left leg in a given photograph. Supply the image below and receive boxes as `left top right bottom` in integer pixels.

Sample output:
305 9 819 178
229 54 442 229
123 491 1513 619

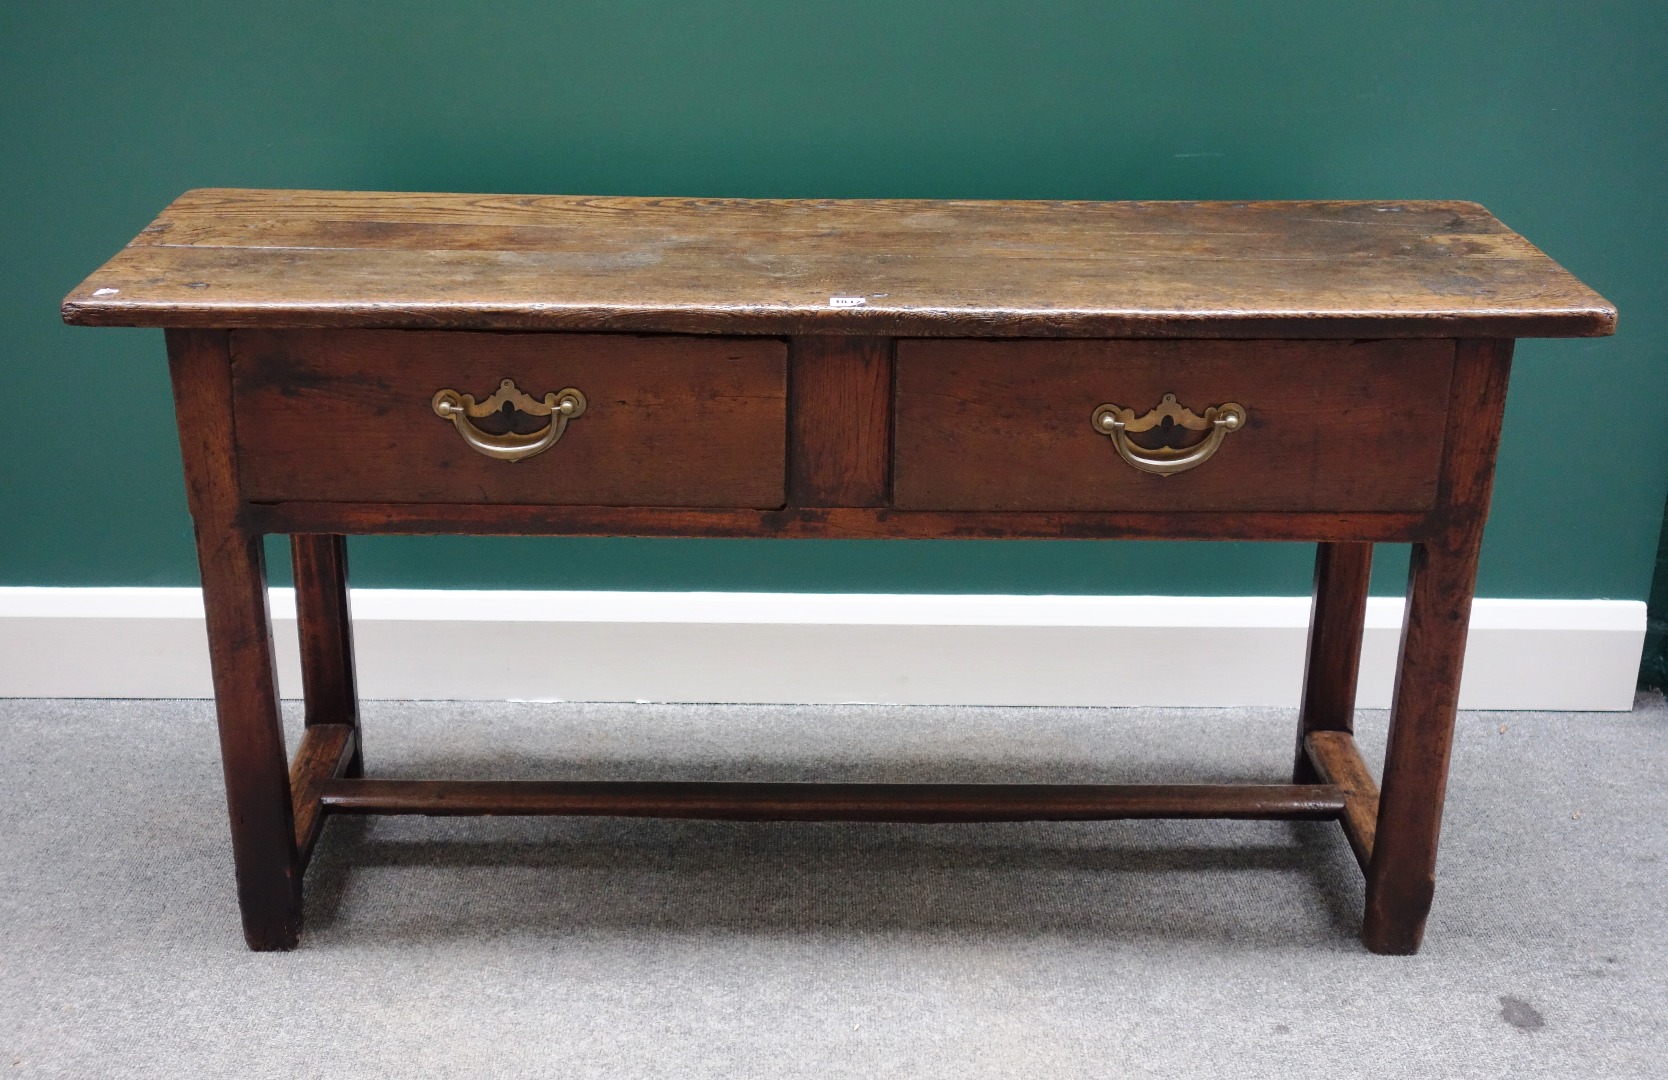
196 526 304 950
169 329 302 950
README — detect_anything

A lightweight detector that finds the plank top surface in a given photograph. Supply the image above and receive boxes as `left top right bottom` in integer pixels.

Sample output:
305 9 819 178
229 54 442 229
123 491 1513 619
62 188 1615 338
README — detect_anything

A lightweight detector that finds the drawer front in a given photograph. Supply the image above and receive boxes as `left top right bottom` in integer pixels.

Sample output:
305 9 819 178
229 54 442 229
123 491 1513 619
232 330 787 507
893 339 1455 512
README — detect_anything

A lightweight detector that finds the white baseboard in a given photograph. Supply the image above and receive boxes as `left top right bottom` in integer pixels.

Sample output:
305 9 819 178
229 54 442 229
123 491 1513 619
0 588 1644 711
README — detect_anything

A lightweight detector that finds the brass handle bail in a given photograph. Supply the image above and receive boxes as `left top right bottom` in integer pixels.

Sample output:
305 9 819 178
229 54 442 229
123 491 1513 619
1091 393 1245 477
432 379 587 462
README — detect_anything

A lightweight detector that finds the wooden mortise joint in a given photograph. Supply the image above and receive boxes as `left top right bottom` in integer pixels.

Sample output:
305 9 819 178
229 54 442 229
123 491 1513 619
1304 730 1380 871
289 723 360 866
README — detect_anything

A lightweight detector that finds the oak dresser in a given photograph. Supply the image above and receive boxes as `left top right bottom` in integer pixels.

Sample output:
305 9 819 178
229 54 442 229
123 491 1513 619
63 190 1616 953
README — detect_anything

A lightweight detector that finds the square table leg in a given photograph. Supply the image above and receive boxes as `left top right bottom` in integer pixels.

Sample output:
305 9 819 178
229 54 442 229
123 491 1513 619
291 533 362 777
194 526 304 950
1362 535 1484 954
1360 337 1512 954
169 329 303 950
1294 542 1374 782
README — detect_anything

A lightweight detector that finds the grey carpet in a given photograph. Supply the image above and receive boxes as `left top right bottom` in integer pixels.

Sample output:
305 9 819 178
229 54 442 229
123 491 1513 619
2 696 1664 1079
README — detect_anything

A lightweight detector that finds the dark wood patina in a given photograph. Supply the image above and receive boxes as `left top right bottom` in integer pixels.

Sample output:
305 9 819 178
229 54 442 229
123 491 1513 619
65 190 1615 954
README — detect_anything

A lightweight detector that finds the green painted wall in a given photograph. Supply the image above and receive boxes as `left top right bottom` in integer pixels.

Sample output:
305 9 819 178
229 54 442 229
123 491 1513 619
4 2 1664 597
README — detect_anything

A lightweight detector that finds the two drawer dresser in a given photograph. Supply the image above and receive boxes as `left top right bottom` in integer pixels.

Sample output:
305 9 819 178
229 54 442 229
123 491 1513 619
63 190 1616 953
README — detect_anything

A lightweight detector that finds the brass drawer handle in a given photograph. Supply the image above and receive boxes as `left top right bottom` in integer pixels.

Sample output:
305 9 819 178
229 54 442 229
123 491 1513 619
1091 394 1246 477
431 379 587 462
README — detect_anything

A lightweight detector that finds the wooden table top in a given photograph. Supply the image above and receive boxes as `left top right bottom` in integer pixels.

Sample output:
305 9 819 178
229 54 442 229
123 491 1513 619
63 188 1615 339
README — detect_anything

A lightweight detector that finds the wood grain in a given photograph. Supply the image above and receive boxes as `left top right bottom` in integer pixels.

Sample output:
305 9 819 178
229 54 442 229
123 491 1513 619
230 329 788 508
788 336 892 506
1363 338 1514 955
288 722 358 867
166 329 302 951
63 190 1616 338
1294 542 1374 781
243 502 1437 543
317 778 1349 822
1304 731 1379 872
894 339 1454 512
290 537 359 720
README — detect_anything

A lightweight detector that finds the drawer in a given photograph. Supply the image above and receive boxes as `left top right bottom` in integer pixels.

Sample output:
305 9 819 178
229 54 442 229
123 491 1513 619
893 339 1455 512
231 330 788 507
